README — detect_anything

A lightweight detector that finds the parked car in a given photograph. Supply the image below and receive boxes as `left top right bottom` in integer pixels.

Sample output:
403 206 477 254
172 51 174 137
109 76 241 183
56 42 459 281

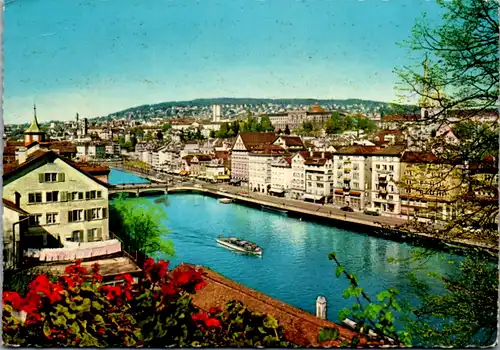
363 209 380 216
341 206 354 212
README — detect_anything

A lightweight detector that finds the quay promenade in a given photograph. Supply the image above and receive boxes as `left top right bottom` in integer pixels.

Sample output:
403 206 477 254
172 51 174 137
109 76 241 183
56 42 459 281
107 166 498 254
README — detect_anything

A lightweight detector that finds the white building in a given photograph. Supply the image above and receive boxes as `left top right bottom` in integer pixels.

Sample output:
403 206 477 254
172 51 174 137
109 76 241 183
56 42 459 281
212 104 222 122
270 157 293 197
3 198 29 269
3 150 110 256
76 142 106 161
303 152 334 203
370 146 406 216
333 146 376 211
248 145 288 194
231 132 277 183
290 152 308 199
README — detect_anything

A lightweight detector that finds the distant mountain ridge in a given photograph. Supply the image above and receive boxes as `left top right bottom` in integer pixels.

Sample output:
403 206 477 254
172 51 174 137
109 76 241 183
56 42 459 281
106 97 405 119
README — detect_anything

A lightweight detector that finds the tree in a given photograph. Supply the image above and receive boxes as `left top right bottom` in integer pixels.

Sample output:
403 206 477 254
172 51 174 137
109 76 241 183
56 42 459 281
284 125 291 135
216 122 229 138
156 130 163 140
277 128 283 135
391 0 499 346
162 122 172 131
302 121 313 132
209 129 216 138
260 115 275 132
231 121 240 136
325 112 345 135
404 254 498 347
109 194 175 260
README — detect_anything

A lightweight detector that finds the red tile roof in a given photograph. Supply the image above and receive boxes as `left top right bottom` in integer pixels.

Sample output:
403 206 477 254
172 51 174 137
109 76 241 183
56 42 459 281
250 144 288 156
401 151 438 163
381 114 420 122
276 136 305 147
238 132 277 150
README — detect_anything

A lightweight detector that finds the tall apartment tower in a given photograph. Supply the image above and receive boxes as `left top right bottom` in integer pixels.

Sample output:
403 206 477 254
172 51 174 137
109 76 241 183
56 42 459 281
212 104 221 122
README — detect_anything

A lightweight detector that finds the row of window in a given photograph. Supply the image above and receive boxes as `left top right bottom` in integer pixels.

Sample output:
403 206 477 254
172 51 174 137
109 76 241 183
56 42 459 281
29 207 107 226
28 190 103 204
39 172 65 183
67 228 103 242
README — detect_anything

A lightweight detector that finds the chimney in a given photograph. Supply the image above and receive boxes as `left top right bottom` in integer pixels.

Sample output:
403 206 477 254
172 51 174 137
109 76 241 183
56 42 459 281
14 192 21 208
321 152 325 158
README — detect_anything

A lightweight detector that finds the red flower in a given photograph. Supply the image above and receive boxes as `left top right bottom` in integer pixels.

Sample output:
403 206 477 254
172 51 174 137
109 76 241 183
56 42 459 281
59 276 75 288
100 285 122 301
161 283 177 296
116 274 134 284
173 271 192 286
192 311 209 322
3 291 22 309
195 280 208 291
209 306 222 315
205 318 221 328
98 328 105 335
143 258 155 273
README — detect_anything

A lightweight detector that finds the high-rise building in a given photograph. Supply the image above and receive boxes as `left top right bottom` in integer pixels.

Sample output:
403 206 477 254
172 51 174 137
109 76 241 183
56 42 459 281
212 104 221 122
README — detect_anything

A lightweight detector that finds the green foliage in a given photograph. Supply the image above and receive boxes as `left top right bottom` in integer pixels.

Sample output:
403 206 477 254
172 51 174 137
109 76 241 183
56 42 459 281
403 255 498 347
216 122 230 138
109 194 175 258
240 115 274 133
329 250 410 347
3 267 58 296
209 129 216 138
325 112 377 135
302 121 314 132
162 122 172 131
202 300 295 348
318 327 339 343
2 260 296 347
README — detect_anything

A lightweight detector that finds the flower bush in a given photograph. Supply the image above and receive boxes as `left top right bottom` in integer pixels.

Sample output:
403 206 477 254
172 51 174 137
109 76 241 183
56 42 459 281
2 259 294 347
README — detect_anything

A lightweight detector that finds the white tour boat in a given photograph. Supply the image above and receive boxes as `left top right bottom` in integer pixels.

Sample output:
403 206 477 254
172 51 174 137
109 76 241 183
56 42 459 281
216 235 263 256
218 198 233 204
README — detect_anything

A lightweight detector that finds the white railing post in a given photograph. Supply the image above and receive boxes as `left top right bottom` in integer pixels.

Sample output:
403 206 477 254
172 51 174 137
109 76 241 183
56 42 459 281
316 296 327 320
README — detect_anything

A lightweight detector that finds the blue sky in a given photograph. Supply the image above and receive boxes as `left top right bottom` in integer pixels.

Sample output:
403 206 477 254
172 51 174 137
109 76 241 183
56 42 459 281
4 0 443 123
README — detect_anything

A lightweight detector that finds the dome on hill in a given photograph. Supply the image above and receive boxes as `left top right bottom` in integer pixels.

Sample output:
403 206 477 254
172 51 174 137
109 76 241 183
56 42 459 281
311 104 325 113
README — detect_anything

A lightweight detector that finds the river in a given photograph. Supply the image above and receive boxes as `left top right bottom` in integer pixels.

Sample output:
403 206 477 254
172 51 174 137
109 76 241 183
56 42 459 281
108 169 460 328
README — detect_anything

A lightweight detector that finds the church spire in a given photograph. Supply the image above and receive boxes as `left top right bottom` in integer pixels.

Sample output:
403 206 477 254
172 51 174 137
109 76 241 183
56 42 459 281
25 104 42 134
419 54 430 108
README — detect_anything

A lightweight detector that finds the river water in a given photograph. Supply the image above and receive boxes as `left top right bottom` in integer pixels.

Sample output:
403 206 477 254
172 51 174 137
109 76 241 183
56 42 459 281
109 169 461 327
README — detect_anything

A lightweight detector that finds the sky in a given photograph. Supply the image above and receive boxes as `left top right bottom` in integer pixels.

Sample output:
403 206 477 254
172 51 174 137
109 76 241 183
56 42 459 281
4 0 444 123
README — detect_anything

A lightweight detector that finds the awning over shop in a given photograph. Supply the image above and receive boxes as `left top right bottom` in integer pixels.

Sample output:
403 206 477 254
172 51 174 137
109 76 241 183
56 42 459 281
179 171 189 176
303 193 324 201
335 190 344 195
217 175 230 180
269 187 284 193
349 191 361 197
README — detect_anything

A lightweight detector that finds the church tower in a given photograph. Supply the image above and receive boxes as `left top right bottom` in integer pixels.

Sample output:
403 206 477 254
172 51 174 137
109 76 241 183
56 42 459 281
24 104 46 147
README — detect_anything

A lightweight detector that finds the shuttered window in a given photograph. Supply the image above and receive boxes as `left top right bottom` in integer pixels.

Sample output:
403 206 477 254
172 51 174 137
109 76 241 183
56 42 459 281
39 173 44 183
102 207 107 219
58 173 65 182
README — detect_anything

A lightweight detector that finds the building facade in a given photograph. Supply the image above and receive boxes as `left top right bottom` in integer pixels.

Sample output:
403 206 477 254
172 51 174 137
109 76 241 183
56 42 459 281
3 151 110 251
